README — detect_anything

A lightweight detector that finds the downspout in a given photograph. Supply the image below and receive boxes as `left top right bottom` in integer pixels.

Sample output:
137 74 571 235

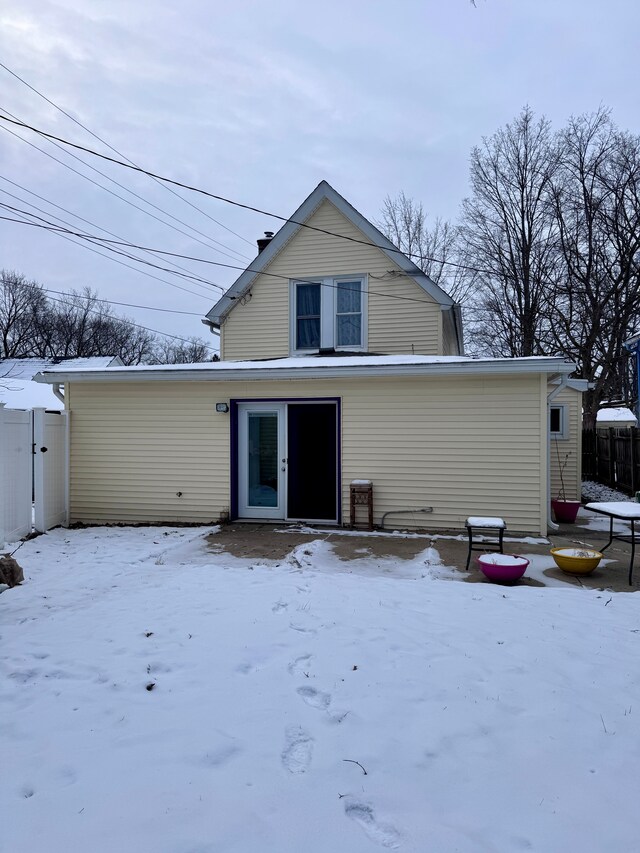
546 375 569 532
52 383 65 405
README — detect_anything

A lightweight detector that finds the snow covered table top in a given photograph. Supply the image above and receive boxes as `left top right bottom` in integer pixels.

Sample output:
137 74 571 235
585 502 640 519
466 516 506 528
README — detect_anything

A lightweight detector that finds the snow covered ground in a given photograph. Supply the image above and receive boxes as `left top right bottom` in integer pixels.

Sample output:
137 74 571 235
2 526 640 853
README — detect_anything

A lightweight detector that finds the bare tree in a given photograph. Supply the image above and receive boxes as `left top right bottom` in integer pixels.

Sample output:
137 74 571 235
550 110 640 426
151 336 218 364
461 107 560 357
0 270 47 357
38 288 157 365
377 193 475 305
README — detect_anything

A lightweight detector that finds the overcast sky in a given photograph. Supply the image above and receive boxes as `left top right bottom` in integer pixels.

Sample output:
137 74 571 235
1 0 639 352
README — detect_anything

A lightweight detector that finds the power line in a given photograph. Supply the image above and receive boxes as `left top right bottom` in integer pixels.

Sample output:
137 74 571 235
42 292 218 352
0 208 456 307
0 176 226 294
0 60 255 250
0 112 493 278
0 111 250 264
41 287 205 317
0 209 214 302
0 201 226 292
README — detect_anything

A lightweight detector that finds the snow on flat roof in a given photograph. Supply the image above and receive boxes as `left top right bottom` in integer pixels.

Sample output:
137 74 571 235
1 357 118 409
597 407 637 423
39 353 572 376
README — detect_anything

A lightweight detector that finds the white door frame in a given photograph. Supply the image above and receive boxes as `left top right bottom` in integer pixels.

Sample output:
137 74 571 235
237 402 287 520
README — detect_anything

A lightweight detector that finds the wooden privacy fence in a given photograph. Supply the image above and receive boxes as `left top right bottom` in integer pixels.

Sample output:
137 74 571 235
582 427 640 495
0 404 68 548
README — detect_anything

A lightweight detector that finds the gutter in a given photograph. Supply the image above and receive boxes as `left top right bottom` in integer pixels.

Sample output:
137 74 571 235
52 383 65 404
34 357 576 386
546 374 570 532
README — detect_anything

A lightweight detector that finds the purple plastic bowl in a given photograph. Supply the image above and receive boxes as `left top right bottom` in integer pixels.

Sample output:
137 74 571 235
477 554 529 583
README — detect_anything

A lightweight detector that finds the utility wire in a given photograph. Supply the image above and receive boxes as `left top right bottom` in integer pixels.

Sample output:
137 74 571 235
41 287 204 317
42 292 218 352
0 201 226 292
0 176 226 294
0 60 255 250
0 209 457 307
0 112 249 264
0 209 213 302
0 112 495 278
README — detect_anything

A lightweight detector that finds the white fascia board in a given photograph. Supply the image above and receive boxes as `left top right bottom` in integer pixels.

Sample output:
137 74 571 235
550 376 590 392
35 357 575 385
204 180 455 327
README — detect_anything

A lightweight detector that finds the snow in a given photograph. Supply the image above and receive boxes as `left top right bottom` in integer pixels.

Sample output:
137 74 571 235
2 525 640 852
350 479 372 485
477 553 527 566
466 516 506 528
581 480 634 504
597 407 637 425
585 501 640 519
552 548 602 558
1 357 117 410
36 353 570 381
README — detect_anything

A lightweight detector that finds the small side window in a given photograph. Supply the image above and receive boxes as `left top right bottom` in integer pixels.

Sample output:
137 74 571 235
549 405 567 438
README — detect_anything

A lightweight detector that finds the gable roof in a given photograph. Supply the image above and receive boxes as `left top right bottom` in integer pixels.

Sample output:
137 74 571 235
0 356 122 409
203 181 461 343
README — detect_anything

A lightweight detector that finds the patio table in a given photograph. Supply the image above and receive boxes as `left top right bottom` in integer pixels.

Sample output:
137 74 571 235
584 501 640 586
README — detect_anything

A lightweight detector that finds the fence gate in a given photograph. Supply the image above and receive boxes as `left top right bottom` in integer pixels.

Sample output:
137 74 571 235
1 405 68 548
0 406 32 543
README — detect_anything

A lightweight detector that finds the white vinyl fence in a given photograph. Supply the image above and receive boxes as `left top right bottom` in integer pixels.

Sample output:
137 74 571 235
0 404 68 548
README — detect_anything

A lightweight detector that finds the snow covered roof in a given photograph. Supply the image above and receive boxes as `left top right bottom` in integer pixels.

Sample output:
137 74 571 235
203 181 463 350
34 353 577 385
1 357 121 409
597 407 637 424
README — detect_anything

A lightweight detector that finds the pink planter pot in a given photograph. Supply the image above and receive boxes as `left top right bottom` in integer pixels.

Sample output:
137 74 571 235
477 554 529 584
551 500 582 524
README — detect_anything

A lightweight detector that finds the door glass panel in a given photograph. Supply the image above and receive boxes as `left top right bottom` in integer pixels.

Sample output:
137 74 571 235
247 413 278 507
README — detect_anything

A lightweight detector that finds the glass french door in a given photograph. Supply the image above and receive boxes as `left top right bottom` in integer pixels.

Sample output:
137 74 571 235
237 403 286 519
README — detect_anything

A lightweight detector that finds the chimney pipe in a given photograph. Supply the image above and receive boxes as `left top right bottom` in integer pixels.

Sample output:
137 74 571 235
257 231 274 253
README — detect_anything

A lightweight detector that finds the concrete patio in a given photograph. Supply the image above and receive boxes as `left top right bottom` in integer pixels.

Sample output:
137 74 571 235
207 512 640 593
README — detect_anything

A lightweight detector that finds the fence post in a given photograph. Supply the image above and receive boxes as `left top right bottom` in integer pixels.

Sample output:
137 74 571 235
0 403 6 550
608 427 616 488
33 408 46 533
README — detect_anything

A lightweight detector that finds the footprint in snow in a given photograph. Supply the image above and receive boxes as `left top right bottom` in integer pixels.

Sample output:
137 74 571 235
344 800 402 849
281 726 313 774
288 654 313 676
272 600 289 613
297 685 331 710
289 623 317 635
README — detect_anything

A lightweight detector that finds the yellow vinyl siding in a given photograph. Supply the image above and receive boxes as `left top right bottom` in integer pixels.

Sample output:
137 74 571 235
549 386 581 502
442 309 460 355
221 199 441 360
68 373 546 533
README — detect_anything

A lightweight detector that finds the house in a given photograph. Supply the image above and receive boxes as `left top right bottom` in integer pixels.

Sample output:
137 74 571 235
34 182 580 535
0 356 122 411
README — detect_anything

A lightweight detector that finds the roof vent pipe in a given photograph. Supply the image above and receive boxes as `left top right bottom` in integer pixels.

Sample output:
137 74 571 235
257 231 274 253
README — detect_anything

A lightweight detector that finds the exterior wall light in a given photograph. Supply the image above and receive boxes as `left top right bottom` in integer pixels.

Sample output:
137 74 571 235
215 402 229 413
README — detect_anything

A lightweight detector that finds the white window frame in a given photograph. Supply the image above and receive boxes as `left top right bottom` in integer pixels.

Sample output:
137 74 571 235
290 275 368 355
549 404 568 439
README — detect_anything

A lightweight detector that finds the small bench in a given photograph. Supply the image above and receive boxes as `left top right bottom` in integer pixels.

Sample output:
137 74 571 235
465 516 507 571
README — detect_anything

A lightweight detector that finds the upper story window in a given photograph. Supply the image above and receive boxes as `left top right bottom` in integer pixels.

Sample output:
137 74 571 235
291 276 367 353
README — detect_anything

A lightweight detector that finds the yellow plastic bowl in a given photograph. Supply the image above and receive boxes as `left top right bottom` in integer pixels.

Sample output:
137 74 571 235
550 547 603 575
